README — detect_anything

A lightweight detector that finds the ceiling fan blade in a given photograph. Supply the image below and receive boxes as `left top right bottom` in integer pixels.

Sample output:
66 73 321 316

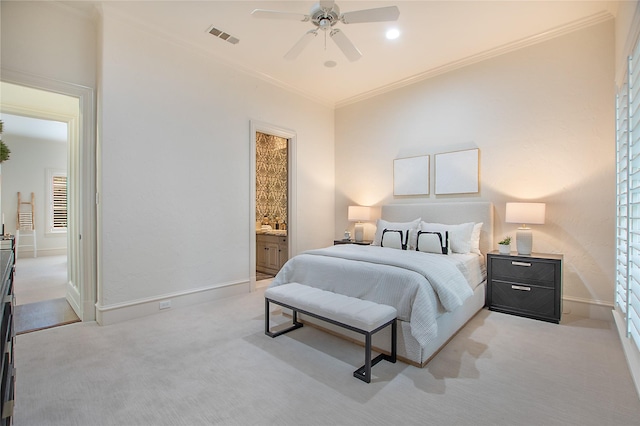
341 6 400 24
284 30 318 60
330 29 362 62
319 1 335 10
251 9 309 22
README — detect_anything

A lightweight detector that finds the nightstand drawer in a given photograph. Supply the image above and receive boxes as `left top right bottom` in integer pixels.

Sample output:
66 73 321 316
491 280 556 318
490 257 556 288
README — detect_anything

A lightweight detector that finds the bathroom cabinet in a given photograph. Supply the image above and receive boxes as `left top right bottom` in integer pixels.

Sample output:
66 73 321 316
256 234 288 276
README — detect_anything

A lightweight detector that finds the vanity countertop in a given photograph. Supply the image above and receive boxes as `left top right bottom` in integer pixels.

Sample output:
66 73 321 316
256 230 287 237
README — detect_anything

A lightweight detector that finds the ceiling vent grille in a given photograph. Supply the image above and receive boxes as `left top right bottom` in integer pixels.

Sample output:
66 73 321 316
207 25 239 45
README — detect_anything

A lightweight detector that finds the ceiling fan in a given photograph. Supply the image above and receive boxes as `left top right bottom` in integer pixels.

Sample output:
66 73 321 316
251 1 400 62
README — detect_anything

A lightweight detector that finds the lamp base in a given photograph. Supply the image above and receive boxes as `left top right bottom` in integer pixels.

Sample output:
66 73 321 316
516 227 532 255
354 223 364 242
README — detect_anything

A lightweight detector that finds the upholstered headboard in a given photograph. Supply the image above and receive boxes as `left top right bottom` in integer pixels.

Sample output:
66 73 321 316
381 202 494 254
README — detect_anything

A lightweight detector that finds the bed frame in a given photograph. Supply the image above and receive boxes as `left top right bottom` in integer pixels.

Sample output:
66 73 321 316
291 202 494 367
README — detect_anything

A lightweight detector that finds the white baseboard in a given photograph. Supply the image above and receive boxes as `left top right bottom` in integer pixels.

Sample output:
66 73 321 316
562 296 614 322
16 247 67 259
95 280 250 325
613 309 640 400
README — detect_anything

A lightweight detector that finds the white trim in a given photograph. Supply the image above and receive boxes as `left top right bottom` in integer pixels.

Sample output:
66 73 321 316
336 11 614 108
102 5 334 108
613 309 640 399
250 121 297 292
562 296 615 322
100 3 612 109
95 280 249 325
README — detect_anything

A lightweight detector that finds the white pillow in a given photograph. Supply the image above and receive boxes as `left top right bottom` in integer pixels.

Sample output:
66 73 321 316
380 229 408 250
373 218 421 249
416 230 448 254
420 221 475 254
471 222 483 255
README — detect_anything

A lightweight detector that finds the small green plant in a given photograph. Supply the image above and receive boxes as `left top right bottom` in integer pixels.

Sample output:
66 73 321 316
498 236 512 245
0 120 9 163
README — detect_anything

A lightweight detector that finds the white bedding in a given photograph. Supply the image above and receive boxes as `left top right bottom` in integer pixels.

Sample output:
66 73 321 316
270 244 483 348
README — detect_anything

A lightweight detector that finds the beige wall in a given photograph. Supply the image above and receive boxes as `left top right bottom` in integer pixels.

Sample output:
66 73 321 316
98 5 334 315
0 133 67 255
2 1 335 323
335 20 615 314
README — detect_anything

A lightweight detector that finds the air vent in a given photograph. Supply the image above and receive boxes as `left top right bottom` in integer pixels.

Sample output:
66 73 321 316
207 25 239 45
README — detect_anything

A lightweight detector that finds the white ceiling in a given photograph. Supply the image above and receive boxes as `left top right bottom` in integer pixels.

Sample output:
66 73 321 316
91 0 617 107
0 82 78 143
0 114 68 143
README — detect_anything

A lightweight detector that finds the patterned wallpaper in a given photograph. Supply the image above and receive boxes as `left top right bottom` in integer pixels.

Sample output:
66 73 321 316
256 132 288 227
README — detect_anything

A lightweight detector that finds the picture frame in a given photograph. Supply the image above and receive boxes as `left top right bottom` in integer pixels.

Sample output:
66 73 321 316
434 148 479 195
393 155 429 196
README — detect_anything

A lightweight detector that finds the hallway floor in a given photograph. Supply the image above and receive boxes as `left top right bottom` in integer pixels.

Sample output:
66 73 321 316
15 298 79 334
13 254 78 334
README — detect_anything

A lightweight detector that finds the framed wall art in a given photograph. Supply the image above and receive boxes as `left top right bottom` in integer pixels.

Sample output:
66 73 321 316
434 148 479 195
393 155 429 196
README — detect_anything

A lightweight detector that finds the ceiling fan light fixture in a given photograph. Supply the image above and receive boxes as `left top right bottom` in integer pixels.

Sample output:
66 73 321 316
252 1 400 61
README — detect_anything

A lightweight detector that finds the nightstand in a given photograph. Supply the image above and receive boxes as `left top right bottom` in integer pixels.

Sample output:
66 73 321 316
334 240 372 245
486 251 563 323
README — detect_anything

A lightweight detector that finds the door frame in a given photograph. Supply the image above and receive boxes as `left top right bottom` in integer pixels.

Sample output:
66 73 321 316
1 68 97 321
250 120 297 291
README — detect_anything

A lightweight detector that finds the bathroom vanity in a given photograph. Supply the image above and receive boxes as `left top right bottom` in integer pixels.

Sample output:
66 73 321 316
256 232 288 276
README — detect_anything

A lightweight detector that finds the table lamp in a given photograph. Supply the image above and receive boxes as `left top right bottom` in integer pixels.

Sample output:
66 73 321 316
348 206 372 242
505 202 545 255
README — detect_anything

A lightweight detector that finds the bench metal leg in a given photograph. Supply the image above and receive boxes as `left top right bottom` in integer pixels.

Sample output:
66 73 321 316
265 298 303 338
266 297 397 383
353 319 397 383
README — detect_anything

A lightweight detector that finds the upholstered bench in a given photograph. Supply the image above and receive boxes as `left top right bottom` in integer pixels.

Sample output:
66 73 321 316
264 282 397 383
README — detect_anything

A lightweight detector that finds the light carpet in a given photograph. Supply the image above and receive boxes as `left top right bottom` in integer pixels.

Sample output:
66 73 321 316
14 255 67 305
13 287 640 426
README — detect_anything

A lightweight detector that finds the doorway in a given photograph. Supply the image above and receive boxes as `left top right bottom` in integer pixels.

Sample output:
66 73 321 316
0 112 79 333
0 70 97 327
255 131 288 284
250 121 297 291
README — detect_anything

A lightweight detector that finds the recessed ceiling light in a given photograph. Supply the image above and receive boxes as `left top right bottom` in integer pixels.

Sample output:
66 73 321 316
324 60 337 68
386 28 400 40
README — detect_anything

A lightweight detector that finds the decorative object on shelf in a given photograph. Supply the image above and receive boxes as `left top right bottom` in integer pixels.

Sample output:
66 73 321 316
393 155 429 196
497 236 511 254
0 120 10 163
505 202 546 255
348 205 371 242
434 148 479 195
344 230 351 240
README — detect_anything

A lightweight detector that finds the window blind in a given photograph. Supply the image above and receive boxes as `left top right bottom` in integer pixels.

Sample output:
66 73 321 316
616 42 640 352
51 174 67 231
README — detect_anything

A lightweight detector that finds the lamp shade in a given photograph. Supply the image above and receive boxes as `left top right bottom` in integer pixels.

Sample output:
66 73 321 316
348 206 372 222
505 202 545 225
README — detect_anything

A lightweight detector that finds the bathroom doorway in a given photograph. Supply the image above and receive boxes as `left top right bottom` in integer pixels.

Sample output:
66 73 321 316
250 121 297 291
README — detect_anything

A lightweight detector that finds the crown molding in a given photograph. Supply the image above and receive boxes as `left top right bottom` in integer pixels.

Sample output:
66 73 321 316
100 5 335 108
335 10 614 109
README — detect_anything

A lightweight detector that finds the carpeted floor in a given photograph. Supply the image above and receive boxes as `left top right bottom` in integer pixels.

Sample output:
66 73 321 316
14 255 67 306
12 287 640 425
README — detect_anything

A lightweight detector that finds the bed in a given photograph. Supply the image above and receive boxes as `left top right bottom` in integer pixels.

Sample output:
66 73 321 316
269 202 494 367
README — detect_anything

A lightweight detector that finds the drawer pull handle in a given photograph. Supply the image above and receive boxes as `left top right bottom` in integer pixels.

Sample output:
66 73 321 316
512 285 531 291
511 261 532 267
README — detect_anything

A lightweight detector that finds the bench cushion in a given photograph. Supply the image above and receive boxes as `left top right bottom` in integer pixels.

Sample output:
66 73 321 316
265 283 397 332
